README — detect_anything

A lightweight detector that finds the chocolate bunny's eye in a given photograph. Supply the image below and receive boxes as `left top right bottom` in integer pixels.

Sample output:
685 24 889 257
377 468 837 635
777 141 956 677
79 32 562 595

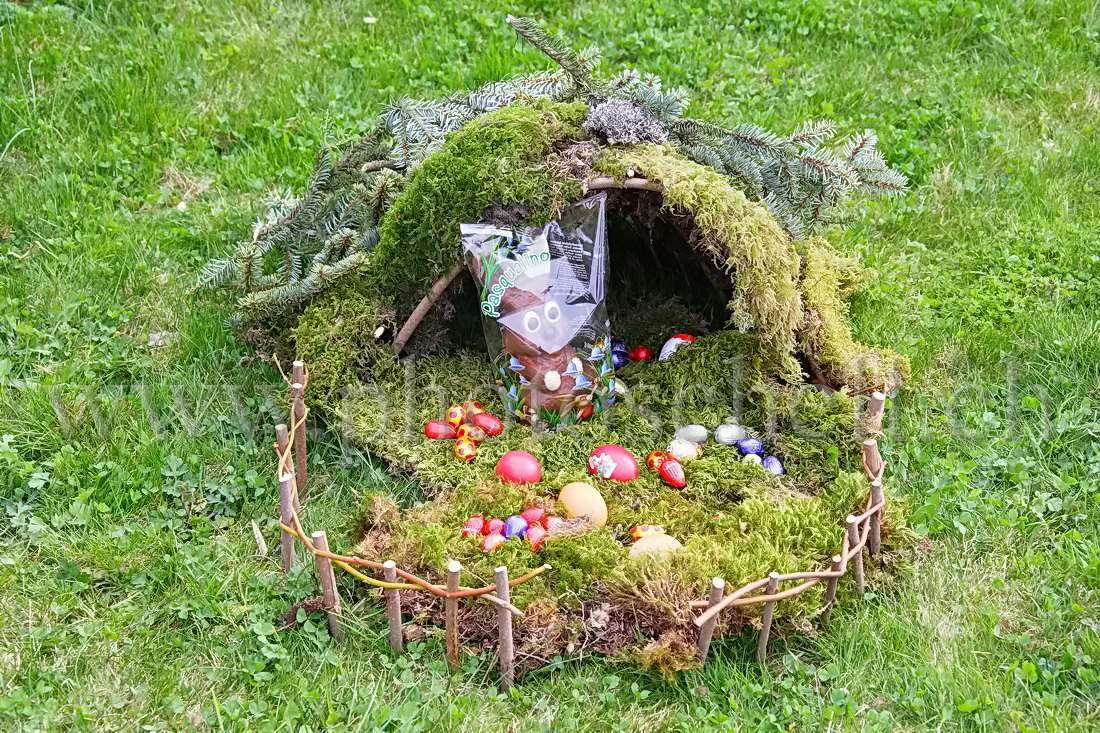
523 311 541 334
543 300 561 323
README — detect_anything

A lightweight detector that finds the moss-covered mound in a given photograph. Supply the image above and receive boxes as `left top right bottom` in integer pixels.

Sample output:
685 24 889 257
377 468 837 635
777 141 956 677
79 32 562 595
293 100 913 672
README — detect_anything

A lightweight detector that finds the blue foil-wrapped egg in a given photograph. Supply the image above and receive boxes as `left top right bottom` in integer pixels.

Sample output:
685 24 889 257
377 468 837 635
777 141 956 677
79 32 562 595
611 350 631 370
611 337 628 353
762 455 786 475
503 514 529 539
737 437 765 456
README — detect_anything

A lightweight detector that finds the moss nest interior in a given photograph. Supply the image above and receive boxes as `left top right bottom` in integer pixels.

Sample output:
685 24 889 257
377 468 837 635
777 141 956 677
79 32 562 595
292 101 914 672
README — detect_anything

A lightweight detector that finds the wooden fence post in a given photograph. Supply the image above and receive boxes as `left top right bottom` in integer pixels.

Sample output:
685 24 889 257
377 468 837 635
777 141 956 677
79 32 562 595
846 515 864 596
755 573 780 663
495 566 515 691
865 391 886 435
311 531 343 641
383 560 403 653
869 480 884 556
821 555 843 623
445 561 462 671
275 423 300 513
696 577 725 663
278 472 297 572
290 380 308 501
863 438 883 478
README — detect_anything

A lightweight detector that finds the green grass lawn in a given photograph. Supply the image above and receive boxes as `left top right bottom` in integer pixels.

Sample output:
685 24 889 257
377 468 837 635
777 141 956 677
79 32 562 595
2 0 1099 730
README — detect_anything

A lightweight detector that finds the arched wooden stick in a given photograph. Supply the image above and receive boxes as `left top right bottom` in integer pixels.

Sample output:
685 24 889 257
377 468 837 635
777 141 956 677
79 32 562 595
495 566 515 690
290 381 308 500
755 573 780 662
445 561 462 671
696 577 725 663
392 263 465 356
868 480 884 556
383 561 403 653
846 515 864 596
278 473 297 572
312 531 343 641
821 555 843 623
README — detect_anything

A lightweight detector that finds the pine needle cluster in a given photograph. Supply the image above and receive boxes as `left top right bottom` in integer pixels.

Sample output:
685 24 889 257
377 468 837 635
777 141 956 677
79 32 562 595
199 15 906 328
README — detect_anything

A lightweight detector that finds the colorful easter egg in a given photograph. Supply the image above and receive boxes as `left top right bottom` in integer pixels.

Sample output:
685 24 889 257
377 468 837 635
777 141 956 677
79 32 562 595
424 420 457 439
611 350 630 370
503 514 529 539
587 444 639 482
645 450 669 470
462 514 486 537
630 524 667 542
737 437 764 456
742 453 763 466
558 482 608 527
628 533 683 559
675 424 709 444
762 455 786 475
714 423 746 445
520 506 546 527
470 412 503 436
667 437 702 462
456 423 486 444
444 403 466 428
482 532 507 552
526 524 548 551
544 516 565 534
658 333 696 361
485 518 505 536
658 458 687 488
462 400 484 416
628 346 653 362
495 450 542 484
454 437 478 461
611 337 628 352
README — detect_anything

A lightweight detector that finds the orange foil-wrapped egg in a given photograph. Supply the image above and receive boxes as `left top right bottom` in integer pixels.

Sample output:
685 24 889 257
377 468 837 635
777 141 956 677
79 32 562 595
453 437 478 462
630 523 667 542
444 404 466 428
456 423 487 444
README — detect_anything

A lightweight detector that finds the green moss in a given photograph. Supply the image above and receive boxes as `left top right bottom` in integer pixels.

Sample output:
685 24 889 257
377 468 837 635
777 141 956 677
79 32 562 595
369 100 588 311
596 145 803 380
798 237 912 390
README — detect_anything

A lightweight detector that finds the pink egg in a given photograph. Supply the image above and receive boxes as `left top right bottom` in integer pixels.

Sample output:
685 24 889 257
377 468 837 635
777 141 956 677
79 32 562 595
495 450 542 485
587 444 639 482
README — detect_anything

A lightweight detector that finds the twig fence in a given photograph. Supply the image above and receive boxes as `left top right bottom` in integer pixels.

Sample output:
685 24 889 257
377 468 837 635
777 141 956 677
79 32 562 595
271 361 889 687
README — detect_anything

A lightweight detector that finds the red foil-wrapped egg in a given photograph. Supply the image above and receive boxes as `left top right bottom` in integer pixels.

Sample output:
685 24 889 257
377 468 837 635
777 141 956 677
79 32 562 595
627 346 653 361
424 420 457 439
520 506 546 527
544 516 565 534
482 532 507 552
485 518 505 536
470 412 503 436
444 404 466 428
462 514 486 537
526 524 548 551
456 423 487 444
658 458 686 488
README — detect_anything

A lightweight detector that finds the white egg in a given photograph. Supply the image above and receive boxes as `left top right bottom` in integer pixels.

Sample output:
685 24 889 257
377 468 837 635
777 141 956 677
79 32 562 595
714 423 747 445
674 424 709 444
667 437 702 461
742 453 762 466
543 370 561 391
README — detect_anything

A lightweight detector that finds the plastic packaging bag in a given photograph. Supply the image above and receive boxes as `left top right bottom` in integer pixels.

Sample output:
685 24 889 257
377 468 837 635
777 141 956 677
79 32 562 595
461 193 615 429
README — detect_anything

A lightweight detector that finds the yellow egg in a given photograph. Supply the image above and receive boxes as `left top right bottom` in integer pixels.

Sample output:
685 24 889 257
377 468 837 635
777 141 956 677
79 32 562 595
557 482 607 527
628 533 683 559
